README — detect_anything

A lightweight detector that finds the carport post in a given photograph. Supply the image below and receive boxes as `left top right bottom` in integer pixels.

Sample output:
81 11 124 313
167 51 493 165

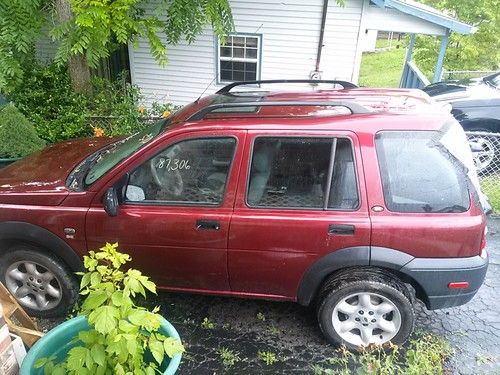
400 34 416 88
433 29 450 82
405 34 416 63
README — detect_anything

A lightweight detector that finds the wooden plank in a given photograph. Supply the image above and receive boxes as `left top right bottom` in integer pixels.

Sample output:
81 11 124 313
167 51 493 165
0 282 43 347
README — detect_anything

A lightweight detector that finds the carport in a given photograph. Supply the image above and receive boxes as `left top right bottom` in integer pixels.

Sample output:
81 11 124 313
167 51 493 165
365 0 476 88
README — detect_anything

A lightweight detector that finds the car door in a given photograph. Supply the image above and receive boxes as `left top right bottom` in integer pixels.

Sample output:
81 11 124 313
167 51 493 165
228 130 371 298
85 130 245 291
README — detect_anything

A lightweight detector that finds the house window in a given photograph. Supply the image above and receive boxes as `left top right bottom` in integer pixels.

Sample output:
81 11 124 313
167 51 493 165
218 35 261 82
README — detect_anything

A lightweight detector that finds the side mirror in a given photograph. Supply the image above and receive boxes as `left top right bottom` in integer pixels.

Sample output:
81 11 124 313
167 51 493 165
103 187 119 217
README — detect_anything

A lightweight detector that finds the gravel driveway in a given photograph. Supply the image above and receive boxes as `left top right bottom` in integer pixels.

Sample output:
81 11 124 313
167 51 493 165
39 218 500 374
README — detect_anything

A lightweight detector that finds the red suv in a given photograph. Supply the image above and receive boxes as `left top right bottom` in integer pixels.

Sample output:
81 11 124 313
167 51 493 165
0 80 488 349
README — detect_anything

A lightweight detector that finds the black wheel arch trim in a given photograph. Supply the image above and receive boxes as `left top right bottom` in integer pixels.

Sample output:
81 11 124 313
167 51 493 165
297 245 487 309
297 246 370 306
297 246 414 306
0 221 84 272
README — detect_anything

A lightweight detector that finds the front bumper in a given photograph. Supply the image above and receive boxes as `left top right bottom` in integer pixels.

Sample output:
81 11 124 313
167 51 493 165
401 253 488 310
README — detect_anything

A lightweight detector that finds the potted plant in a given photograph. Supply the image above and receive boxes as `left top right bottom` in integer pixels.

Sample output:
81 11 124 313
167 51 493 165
21 243 184 375
0 104 45 168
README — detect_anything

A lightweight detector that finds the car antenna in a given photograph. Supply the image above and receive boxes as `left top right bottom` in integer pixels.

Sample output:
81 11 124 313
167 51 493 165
195 24 264 103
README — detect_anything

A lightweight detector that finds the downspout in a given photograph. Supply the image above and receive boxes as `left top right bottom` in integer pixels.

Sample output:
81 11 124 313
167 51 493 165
315 0 329 73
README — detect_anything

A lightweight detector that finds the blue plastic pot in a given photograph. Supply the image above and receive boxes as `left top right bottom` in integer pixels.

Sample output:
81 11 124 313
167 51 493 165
20 315 182 375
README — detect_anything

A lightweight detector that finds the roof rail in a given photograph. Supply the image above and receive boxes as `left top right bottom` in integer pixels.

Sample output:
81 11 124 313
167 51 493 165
187 101 371 122
216 80 358 94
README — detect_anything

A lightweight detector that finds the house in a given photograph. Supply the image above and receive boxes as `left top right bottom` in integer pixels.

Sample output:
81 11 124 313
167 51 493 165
37 0 475 106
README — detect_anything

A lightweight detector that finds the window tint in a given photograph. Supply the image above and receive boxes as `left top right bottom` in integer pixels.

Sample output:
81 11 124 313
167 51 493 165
247 137 358 210
328 139 359 209
375 131 470 213
126 138 236 205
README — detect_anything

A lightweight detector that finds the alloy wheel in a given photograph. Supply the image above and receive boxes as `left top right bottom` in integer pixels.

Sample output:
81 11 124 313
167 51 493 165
5 260 63 311
331 292 402 347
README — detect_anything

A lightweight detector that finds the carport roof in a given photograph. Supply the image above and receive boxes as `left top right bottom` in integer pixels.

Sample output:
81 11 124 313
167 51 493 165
370 0 476 34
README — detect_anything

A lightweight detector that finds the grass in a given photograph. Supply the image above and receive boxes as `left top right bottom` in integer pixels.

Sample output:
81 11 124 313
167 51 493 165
359 46 407 87
218 347 241 368
312 332 452 374
258 351 278 365
481 176 500 213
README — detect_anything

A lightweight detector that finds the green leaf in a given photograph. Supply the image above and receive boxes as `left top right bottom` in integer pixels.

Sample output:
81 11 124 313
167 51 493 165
43 361 54 375
118 319 137 333
67 347 89 371
80 273 91 288
127 309 149 326
163 337 185 358
95 365 106 375
141 279 156 294
34 358 48 368
88 305 119 334
115 363 126 375
90 271 102 286
83 256 98 271
149 337 164 364
91 344 106 366
82 290 108 311
78 330 99 344
111 290 126 307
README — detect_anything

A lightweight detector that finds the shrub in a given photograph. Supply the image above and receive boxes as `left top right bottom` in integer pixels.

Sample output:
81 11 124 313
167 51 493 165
88 74 144 136
0 104 45 158
7 63 180 142
6 63 88 143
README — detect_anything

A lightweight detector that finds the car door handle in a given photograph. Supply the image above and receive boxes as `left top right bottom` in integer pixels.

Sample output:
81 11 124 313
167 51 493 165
196 219 220 231
328 224 355 235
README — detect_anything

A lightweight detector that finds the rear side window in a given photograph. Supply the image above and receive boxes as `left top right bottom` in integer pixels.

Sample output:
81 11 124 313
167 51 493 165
247 137 358 210
375 131 470 213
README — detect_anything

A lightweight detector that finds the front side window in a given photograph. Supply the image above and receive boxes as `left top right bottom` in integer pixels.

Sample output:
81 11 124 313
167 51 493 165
218 34 261 82
247 137 358 209
375 131 470 213
126 138 236 205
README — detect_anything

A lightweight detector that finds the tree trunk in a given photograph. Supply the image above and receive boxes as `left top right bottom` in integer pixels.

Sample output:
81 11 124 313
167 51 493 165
68 54 92 94
54 0 92 95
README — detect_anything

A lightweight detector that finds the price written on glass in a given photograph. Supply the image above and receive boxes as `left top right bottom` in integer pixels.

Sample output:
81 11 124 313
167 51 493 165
156 158 191 171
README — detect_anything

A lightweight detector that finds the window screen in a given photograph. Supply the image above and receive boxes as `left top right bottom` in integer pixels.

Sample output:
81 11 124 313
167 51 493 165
126 138 236 205
375 131 470 213
247 137 358 210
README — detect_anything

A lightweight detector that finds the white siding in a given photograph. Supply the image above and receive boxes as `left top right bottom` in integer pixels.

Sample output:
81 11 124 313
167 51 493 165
35 27 58 64
132 0 327 106
320 0 364 83
364 5 446 36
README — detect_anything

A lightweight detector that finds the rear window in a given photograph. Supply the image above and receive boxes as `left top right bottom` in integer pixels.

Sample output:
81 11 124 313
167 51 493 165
375 131 470 213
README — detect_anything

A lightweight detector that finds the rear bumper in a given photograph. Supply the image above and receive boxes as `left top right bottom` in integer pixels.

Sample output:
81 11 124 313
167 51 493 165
401 253 488 310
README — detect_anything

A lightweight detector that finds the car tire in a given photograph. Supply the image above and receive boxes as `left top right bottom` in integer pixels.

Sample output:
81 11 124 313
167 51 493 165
467 128 499 176
0 245 79 318
317 269 414 350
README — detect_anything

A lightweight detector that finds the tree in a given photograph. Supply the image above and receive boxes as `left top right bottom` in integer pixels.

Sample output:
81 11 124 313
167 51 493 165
414 0 500 74
0 0 234 94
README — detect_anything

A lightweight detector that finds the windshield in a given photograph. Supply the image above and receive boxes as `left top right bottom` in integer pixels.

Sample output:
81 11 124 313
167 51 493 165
84 120 167 186
483 72 500 89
